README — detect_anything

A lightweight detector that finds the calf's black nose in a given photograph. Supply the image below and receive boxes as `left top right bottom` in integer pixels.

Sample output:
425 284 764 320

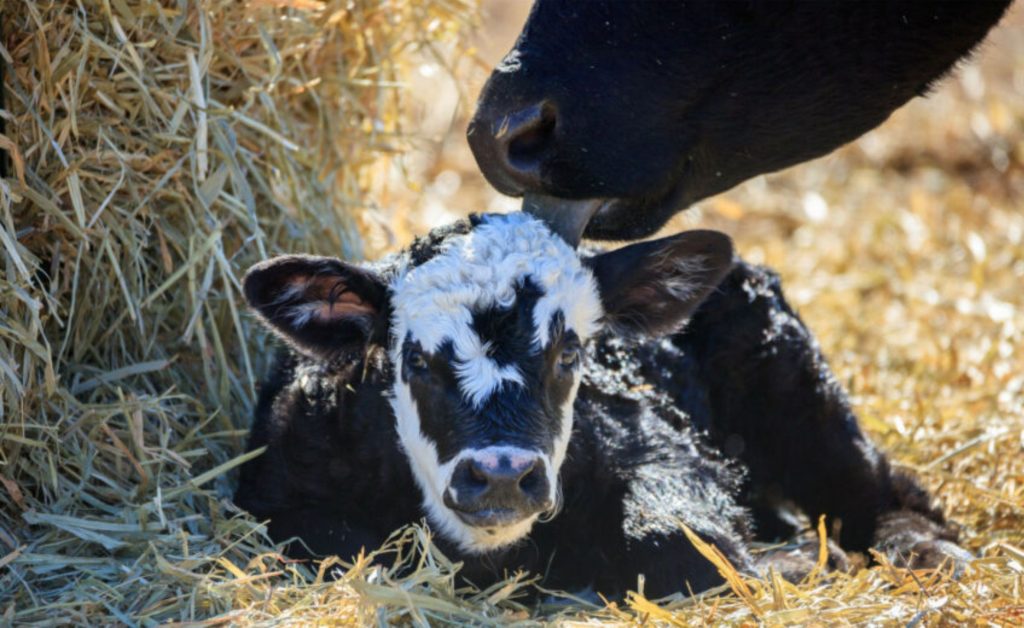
467 100 557 195
446 455 551 524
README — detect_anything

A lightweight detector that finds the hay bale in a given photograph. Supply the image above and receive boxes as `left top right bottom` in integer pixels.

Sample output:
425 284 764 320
0 0 484 623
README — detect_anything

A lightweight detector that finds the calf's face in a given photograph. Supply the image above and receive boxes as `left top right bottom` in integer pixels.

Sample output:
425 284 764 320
244 214 732 553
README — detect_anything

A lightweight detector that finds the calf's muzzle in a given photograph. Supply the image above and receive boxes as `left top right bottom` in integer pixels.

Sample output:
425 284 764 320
443 450 552 527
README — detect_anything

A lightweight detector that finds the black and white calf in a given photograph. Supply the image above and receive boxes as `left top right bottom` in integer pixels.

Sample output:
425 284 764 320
235 213 966 598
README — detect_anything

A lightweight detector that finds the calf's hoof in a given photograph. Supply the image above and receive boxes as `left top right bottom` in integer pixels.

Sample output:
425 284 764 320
757 536 852 582
892 539 973 578
875 510 973 578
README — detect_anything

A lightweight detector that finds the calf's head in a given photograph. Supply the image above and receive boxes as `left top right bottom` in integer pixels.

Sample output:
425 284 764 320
244 213 733 553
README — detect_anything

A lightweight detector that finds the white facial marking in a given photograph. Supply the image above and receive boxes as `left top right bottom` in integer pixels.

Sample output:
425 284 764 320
390 213 602 407
552 376 580 471
451 331 524 408
387 212 604 553
470 446 538 472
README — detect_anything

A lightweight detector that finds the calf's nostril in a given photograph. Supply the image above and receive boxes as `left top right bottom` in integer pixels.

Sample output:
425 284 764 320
468 462 489 487
518 466 539 491
517 463 548 500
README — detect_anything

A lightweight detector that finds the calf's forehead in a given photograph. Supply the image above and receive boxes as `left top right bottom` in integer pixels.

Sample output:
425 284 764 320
389 214 603 356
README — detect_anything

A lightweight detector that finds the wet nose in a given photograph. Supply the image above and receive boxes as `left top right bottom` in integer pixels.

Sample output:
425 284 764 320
467 100 557 195
446 453 551 518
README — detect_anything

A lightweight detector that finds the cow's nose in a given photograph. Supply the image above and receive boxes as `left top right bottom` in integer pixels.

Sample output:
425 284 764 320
467 100 557 196
445 454 551 523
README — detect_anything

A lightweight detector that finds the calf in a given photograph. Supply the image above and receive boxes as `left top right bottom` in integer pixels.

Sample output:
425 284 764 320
235 212 965 598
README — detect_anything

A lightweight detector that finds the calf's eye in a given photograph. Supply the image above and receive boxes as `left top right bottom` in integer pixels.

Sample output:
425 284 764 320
407 350 428 372
558 347 580 369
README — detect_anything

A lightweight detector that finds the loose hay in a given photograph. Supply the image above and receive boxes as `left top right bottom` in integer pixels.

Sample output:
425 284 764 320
0 0 489 624
2 0 1024 625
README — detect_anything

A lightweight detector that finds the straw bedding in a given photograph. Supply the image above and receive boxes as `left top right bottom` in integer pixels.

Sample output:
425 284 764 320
0 0 486 624
2 0 1023 625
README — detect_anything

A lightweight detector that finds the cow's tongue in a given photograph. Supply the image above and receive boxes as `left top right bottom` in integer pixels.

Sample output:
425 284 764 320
521 193 604 248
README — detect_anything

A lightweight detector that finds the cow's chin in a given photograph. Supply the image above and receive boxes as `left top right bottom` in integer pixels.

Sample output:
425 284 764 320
582 193 680 241
576 165 705 242
522 192 678 242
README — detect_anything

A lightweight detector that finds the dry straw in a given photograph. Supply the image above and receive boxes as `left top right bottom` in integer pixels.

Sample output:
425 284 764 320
3 0 1024 625
0 0 510 623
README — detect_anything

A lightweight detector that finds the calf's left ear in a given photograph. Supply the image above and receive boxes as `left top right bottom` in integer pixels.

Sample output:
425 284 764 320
585 230 734 337
243 255 389 360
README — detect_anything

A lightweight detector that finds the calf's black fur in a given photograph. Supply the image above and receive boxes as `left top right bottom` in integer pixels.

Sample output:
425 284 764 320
235 220 964 599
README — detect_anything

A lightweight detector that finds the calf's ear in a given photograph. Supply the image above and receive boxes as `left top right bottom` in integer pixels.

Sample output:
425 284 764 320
585 230 734 337
243 255 388 360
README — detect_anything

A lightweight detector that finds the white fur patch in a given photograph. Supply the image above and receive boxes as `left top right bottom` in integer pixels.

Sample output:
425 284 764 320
467 445 540 472
551 376 580 472
450 334 524 408
282 301 323 327
275 278 373 327
391 379 492 552
389 213 603 406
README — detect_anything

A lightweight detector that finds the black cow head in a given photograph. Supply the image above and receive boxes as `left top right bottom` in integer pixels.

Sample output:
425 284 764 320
469 0 1010 240
244 214 733 553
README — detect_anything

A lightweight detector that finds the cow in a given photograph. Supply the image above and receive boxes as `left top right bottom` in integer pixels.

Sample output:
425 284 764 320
234 211 967 599
468 1 1012 240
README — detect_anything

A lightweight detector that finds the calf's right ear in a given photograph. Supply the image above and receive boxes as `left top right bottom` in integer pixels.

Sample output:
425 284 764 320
243 255 389 360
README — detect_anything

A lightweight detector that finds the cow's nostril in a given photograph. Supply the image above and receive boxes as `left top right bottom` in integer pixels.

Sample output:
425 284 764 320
469 97 559 194
507 106 556 163
498 101 557 180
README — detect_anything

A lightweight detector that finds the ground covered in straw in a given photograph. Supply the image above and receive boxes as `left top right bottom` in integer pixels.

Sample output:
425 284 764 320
2 0 1023 625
